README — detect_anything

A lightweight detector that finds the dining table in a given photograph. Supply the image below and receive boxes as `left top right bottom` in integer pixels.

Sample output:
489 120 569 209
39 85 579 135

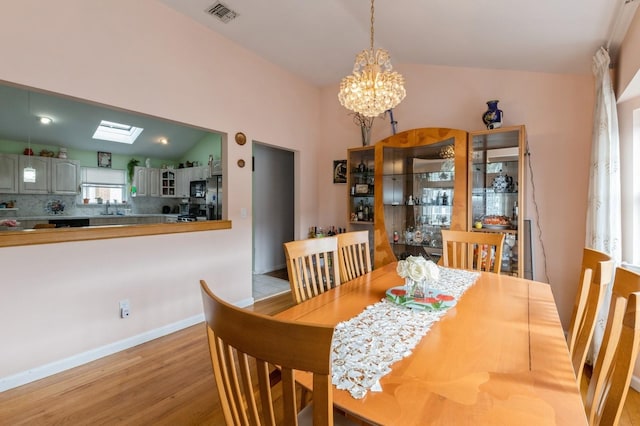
274 261 587 425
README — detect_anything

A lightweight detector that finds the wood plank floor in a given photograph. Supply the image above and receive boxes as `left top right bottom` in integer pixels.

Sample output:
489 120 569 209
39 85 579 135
0 290 639 425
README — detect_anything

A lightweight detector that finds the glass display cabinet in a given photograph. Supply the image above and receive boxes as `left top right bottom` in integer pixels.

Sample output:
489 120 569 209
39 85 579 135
468 125 526 277
373 128 468 268
347 146 375 226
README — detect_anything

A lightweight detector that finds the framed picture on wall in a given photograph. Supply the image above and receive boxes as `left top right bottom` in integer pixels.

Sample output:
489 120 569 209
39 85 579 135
333 160 347 184
98 151 112 168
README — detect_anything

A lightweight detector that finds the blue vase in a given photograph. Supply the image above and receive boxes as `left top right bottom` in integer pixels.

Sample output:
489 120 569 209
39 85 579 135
482 100 503 129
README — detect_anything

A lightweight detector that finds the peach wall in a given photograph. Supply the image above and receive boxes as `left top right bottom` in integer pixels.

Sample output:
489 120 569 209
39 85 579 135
0 0 321 381
319 64 594 329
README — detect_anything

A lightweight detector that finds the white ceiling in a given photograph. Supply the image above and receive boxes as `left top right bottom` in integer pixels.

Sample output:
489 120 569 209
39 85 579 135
159 0 637 87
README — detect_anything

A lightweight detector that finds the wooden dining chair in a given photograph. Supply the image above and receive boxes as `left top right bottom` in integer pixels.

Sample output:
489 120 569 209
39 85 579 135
199 280 340 426
283 236 341 304
440 230 505 274
584 268 640 426
566 248 613 384
336 230 372 282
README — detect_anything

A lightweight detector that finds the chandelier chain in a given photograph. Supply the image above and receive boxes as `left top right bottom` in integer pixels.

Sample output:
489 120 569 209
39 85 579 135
370 0 375 51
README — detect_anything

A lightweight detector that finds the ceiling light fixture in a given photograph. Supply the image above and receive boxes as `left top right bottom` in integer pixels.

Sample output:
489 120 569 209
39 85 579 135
338 0 406 117
39 116 52 125
159 137 168 145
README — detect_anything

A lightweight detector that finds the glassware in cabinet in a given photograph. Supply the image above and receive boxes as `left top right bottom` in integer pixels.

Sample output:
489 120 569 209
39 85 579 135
469 125 526 277
347 146 375 225
376 130 467 267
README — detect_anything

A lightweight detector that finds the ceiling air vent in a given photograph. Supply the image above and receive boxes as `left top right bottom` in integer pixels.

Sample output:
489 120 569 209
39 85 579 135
205 2 238 23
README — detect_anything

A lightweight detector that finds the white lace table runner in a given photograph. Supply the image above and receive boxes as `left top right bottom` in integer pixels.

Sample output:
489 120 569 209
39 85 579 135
331 267 480 399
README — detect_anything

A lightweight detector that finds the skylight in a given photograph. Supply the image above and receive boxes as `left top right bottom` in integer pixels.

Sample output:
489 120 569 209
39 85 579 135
92 120 143 144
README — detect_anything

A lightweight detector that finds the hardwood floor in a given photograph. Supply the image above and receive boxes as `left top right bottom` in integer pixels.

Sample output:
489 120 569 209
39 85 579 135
1 291 639 425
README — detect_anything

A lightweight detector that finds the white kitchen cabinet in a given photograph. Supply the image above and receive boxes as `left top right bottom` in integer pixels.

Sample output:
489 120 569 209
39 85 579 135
17 155 80 195
133 166 148 197
191 166 210 180
160 169 176 197
18 156 79 194
50 158 80 194
148 168 160 197
176 168 191 198
0 154 19 193
18 155 50 194
133 166 160 197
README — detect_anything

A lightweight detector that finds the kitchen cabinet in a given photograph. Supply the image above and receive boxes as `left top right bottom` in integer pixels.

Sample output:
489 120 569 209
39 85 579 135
161 169 176 197
373 128 468 268
18 156 79 195
51 158 81 194
0 154 19 193
468 125 526 277
133 166 160 197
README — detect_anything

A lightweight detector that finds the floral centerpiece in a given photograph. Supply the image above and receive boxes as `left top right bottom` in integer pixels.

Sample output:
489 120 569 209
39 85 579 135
396 255 439 298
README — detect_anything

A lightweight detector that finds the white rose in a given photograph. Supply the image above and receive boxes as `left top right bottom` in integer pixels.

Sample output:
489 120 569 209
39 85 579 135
424 260 440 282
408 261 427 281
396 260 409 278
408 255 426 266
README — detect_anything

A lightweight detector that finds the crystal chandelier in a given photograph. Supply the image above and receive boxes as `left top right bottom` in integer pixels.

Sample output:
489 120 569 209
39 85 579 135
338 0 406 117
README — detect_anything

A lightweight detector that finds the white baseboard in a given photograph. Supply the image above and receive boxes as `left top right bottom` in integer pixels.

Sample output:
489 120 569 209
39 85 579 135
0 296 254 393
631 375 640 392
0 313 204 393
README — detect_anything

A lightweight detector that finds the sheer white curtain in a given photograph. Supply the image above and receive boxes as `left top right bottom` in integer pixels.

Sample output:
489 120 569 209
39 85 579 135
586 47 622 361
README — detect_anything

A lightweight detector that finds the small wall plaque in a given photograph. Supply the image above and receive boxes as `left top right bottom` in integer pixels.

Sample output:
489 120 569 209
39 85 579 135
235 132 247 146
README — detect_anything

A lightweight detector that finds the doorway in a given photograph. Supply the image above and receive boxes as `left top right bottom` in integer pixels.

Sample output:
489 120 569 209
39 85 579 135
252 143 295 300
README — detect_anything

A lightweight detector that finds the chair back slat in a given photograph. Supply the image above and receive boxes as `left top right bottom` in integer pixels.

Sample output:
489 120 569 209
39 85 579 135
585 268 640 425
200 280 335 426
284 237 340 304
566 248 613 384
441 230 505 274
337 231 372 282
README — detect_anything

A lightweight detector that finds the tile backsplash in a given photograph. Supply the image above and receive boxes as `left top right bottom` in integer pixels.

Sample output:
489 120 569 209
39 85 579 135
0 194 181 218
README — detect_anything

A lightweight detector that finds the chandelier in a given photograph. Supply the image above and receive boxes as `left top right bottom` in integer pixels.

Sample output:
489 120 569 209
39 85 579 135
338 0 406 117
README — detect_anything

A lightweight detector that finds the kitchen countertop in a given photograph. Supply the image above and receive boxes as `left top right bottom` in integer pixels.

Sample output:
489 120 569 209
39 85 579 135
9 214 178 221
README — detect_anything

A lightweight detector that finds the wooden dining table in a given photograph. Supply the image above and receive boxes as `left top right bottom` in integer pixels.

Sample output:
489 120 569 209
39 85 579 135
274 262 587 425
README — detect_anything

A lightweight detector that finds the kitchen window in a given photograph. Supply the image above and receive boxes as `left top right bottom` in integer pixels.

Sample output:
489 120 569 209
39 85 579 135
80 167 126 203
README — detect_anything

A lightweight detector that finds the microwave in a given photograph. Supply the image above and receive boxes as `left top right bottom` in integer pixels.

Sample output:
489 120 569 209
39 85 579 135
190 180 206 198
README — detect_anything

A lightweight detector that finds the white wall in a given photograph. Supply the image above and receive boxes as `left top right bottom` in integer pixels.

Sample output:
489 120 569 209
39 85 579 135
0 0 321 384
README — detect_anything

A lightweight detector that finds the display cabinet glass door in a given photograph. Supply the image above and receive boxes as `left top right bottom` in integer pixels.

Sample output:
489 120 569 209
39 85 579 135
469 125 525 277
382 139 456 262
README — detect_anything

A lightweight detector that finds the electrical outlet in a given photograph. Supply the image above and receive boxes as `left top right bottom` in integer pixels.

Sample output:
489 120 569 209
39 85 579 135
119 299 130 319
